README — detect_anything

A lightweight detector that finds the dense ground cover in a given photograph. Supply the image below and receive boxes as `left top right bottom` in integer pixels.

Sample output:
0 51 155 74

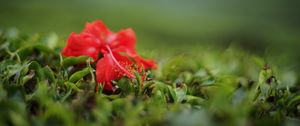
0 29 300 126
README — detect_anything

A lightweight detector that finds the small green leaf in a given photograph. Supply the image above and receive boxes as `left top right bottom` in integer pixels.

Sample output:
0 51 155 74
167 86 177 102
287 95 300 108
62 56 91 67
68 67 90 83
64 82 80 91
43 66 56 83
28 61 44 80
21 71 35 85
175 84 187 102
185 95 205 105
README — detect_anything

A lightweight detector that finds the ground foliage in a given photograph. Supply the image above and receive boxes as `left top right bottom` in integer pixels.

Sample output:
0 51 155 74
0 29 300 126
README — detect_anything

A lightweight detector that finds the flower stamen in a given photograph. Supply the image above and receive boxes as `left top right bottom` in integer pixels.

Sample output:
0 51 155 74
105 45 135 78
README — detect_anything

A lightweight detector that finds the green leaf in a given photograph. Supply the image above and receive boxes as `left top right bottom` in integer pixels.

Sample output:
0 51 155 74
64 82 80 91
175 84 187 102
68 67 90 83
62 56 91 67
185 95 205 105
116 78 135 96
43 66 56 83
287 94 300 108
21 71 35 85
28 61 44 80
167 86 177 102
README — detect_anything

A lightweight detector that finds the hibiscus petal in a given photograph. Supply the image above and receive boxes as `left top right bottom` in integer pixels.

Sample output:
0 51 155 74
83 20 112 45
61 32 100 61
96 47 135 91
96 54 118 91
110 28 137 56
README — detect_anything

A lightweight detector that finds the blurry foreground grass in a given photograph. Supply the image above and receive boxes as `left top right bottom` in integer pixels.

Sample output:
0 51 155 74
0 29 300 126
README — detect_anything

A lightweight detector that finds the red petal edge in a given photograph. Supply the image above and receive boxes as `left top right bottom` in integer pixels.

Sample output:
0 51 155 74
61 32 100 61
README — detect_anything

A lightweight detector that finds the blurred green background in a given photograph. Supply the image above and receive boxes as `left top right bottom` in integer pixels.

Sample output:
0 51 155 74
0 0 299 67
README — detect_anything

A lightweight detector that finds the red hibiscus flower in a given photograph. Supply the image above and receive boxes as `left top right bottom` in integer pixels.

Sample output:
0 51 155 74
62 20 157 91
